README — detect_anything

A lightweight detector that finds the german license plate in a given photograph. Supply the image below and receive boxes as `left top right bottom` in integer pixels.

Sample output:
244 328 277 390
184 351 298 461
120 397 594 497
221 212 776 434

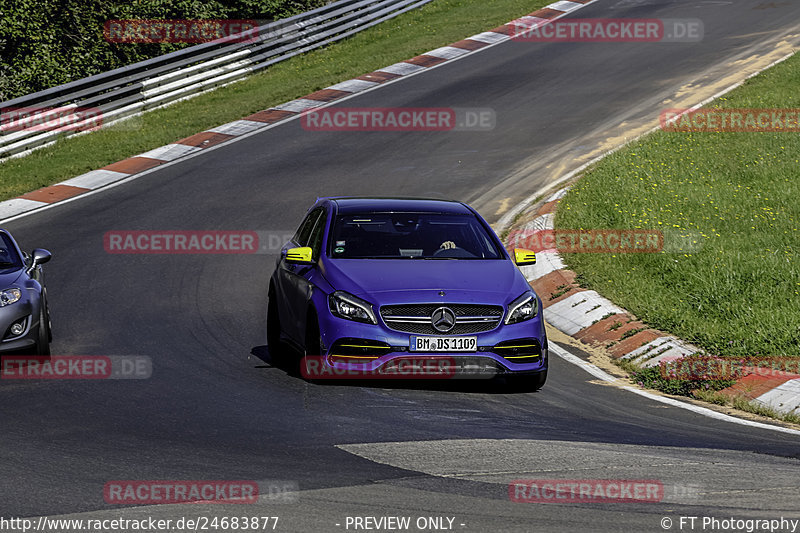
410 336 477 352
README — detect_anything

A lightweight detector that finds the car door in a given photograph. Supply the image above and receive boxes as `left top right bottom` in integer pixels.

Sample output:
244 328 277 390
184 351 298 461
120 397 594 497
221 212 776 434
293 209 328 346
276 207 325 344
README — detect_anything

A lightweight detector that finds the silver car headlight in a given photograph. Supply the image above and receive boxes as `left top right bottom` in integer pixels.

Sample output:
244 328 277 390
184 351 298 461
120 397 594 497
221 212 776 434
505 291 538 324
328 291 377 324
0 288 22 307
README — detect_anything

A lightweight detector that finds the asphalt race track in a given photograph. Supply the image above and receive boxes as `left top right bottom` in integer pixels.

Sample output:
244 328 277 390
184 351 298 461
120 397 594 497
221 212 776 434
2 1 800 531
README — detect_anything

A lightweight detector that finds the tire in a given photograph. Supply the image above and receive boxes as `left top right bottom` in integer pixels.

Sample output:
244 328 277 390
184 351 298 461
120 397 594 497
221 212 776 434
508 369 546 392
531 369 547 389
42 288 53 342
304 312 322 357
33 304 51 356
44 293 53 343
302 312 323 382
267 289 285 364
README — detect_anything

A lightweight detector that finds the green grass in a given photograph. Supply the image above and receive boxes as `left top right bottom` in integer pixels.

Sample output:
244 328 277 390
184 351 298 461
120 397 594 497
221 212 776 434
694 390 800 425
0 0 549 200
616 359 800 425
556 52 800 359
618 358 737 396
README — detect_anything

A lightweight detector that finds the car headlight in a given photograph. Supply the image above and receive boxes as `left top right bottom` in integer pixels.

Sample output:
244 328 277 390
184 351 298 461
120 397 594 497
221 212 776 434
0 288 22 307
505 292 538 324
328 291 377 324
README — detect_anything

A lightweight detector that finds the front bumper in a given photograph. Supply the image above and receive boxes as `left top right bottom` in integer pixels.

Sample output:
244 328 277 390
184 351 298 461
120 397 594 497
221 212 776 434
312 307 548 379
0 301 36 354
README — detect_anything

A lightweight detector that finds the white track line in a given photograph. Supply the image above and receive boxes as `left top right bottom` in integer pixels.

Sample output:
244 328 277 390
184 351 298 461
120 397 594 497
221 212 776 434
1 1 602 226
551 343 800 436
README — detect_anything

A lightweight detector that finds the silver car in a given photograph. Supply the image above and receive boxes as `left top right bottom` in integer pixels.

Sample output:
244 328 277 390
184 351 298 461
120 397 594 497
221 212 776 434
0 229 52 355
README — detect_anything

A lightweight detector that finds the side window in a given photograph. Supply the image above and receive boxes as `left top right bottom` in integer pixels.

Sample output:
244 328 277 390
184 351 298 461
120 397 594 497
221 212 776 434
293 208 324 247
0 233 22 267
307 209 328 259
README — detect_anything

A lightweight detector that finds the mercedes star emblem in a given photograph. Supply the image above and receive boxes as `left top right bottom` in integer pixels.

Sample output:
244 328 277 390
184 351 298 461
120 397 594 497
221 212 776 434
431 307 456 333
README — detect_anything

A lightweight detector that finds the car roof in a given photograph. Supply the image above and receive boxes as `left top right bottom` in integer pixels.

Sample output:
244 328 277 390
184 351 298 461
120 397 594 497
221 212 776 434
326 197 473 215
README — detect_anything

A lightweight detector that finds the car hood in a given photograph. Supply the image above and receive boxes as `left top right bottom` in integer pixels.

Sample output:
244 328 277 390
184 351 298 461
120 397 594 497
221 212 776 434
0 268 23 288
321 258 530 305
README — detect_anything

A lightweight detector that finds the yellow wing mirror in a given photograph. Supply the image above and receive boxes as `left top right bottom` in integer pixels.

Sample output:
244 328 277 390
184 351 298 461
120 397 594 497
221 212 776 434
514 248 536 266
285 247 313 264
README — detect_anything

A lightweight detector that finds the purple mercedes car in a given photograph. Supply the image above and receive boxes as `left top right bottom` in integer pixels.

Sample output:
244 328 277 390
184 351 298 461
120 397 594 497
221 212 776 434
267 197 547 389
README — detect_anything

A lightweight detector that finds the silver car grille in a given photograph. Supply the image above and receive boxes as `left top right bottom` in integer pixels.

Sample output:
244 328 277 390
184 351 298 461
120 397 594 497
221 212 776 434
380 304 503 335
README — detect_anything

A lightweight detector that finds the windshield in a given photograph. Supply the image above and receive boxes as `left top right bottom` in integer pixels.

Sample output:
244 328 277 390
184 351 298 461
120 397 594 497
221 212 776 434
0 232 22 269
328 212 503 259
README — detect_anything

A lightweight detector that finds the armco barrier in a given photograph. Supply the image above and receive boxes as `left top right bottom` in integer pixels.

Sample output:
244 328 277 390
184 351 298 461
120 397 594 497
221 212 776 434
0 0 433 158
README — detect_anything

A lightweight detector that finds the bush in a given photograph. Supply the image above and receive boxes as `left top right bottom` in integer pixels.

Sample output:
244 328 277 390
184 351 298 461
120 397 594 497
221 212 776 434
0 0 329 101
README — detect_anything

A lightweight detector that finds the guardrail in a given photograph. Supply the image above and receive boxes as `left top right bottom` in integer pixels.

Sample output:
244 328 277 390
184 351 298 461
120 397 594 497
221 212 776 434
0 0 433 159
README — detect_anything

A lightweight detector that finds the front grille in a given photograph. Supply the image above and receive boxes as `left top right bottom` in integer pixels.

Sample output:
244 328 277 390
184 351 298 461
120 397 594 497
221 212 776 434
380 304 503 335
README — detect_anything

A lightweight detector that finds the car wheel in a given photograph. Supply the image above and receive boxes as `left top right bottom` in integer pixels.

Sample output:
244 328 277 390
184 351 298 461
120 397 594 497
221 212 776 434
34 304 51 356
304 311 322 357
267 288 285 364
302 312 323 382
43 291 53 342
508 369 546 392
